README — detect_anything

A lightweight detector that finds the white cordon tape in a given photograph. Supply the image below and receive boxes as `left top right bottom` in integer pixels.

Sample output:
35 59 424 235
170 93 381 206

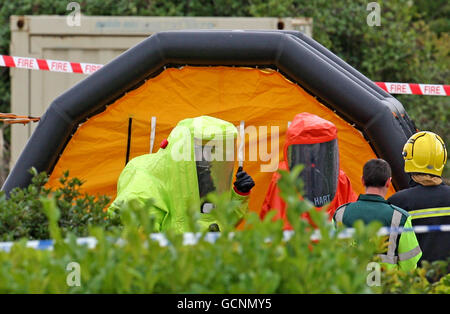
0 224 448 252
1 54 448 96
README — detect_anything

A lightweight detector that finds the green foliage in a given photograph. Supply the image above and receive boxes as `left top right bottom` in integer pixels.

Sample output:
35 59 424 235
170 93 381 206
376 258 450 294
0 166 378 293
252 0 450 178
0 168 120 241
414 0 449 36
0 166 448 293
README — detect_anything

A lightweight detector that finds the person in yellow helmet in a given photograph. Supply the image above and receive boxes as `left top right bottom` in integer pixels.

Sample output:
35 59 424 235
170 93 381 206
388 131 449 263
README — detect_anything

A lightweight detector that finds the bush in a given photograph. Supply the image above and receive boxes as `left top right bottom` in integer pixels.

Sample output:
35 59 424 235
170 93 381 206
0 166 380 293
377 259 450 294
0 166 448 293
0 168 121 241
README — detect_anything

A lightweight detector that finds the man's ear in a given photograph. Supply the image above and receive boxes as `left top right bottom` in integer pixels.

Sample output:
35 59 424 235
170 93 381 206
385 177 392 188
361 176 366 187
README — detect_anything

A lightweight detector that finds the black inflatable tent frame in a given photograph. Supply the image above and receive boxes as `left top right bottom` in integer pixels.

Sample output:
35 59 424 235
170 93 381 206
2 30 416 194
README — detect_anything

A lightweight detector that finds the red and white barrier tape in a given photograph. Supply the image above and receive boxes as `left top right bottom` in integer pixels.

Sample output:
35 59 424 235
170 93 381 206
1 54 448 96
0 54 103 75
375 82 450 97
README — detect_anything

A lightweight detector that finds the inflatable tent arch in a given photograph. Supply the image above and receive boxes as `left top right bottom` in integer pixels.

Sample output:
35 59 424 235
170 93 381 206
2 30 416 213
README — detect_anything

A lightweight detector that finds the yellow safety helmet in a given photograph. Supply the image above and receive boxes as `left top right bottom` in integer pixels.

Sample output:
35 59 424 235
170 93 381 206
402 131 447 177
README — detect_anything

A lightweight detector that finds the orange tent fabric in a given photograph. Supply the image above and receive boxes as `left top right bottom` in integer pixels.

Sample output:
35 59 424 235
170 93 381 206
47 66 394 213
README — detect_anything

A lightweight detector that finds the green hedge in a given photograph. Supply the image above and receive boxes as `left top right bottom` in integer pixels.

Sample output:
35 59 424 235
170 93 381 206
0 167 448 293
0 169 120 241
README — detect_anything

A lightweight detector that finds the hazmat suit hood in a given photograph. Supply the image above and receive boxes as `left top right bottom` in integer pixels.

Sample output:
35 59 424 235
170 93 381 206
171 116 238 212
109 116 245 233
283 112 339 207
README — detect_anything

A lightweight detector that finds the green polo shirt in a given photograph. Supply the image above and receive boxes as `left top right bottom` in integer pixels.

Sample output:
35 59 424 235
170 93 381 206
334 194 422 271
336 194 409 227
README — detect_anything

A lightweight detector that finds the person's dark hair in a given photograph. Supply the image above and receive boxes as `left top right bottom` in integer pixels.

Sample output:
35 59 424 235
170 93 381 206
362 159 392 187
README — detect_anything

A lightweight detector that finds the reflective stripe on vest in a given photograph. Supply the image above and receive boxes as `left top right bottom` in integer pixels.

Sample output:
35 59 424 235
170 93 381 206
378 210 402 265
409 207 450 220
334 205 346 224
398 245 421 261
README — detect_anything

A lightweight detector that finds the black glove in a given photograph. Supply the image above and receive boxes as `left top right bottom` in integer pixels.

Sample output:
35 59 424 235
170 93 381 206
233 167 255 194
208 223 220 232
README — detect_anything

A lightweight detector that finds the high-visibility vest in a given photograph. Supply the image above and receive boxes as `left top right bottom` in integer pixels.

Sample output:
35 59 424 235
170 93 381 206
409 207 450 220
334 194 422 271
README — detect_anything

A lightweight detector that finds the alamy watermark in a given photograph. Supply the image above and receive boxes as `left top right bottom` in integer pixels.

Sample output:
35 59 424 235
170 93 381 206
367 2 381 27
366 262 381 287
169 123 280 172
66 262 81 287
66 2 81 27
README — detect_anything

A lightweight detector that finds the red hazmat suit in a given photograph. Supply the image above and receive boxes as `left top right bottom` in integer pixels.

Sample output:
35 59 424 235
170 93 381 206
260 113 357 230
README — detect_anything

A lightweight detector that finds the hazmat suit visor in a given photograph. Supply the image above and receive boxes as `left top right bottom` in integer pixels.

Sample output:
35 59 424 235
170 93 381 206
287 139 339 207
194 138 236 201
